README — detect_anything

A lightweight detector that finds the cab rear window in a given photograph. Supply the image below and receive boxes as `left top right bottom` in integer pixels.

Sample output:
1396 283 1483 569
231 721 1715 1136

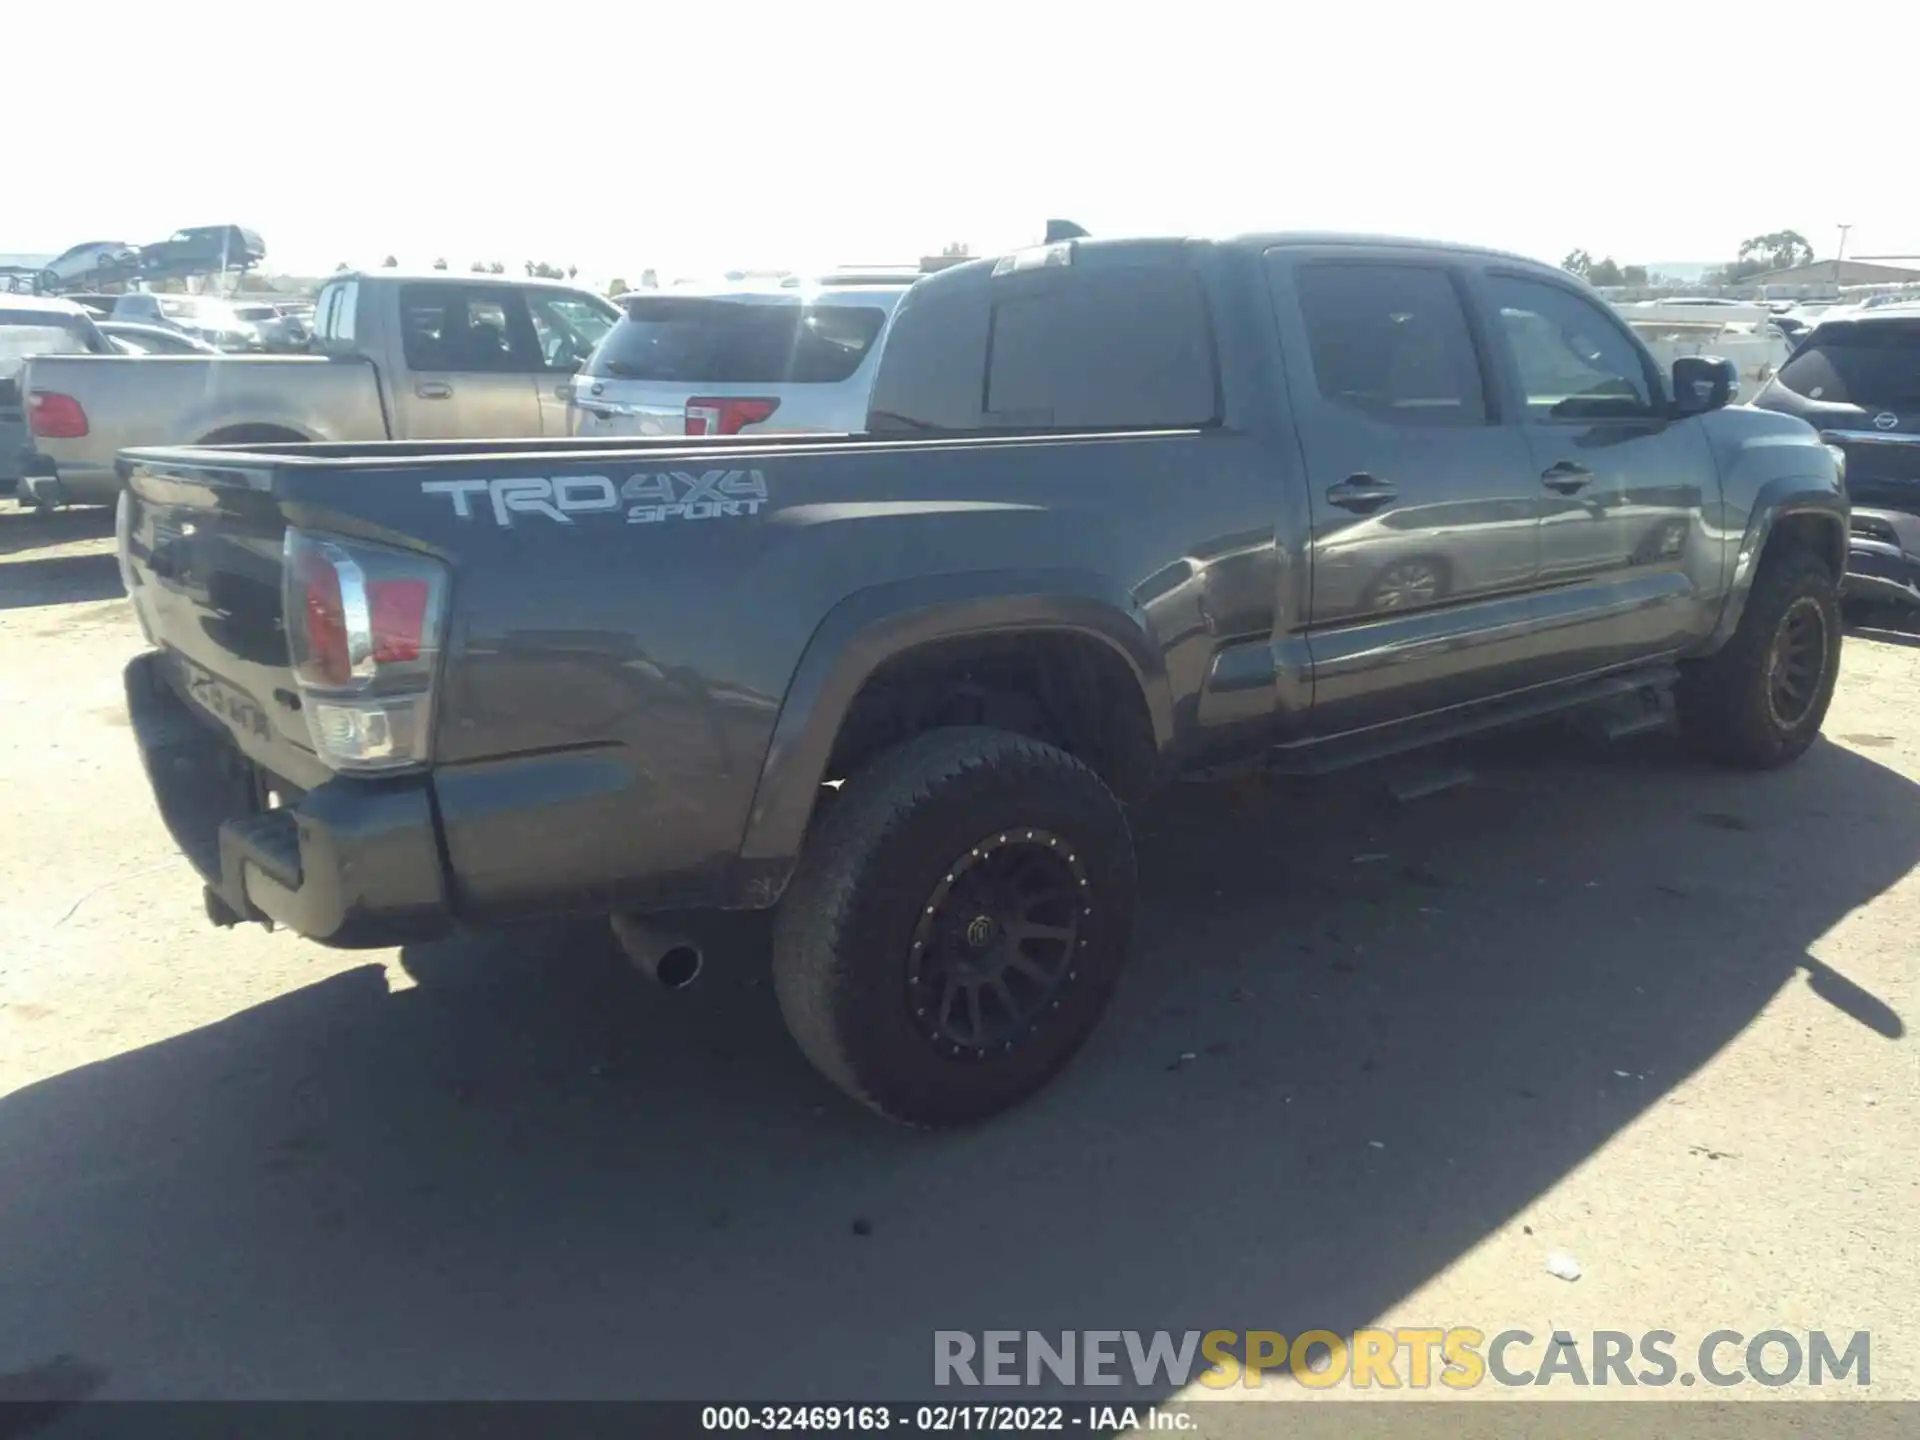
588 298 886 384
1776 321 1920 408
868 264 1220 433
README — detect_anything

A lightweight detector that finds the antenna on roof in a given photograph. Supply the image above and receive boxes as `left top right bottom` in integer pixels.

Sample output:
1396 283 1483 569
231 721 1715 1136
1044 219 1089 243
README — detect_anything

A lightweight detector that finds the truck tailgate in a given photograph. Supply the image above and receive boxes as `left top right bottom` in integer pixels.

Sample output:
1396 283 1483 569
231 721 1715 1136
120 454 332 792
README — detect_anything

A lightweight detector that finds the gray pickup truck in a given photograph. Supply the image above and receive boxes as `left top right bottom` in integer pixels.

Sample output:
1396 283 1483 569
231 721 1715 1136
118 232 1847 1126
19 271 616 508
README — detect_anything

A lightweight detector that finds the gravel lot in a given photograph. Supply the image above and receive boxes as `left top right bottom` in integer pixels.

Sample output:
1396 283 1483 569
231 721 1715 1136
1 505 1914 1409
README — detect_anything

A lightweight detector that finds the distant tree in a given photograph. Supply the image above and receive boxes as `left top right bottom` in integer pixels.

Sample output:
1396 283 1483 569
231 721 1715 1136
567 264 578 280
1587 257 1625 287
941 241 970 257
432 257 449 271
334 262 350 272
1713 230 1817 285
487 261 506 274
607 278 629 297
1621 264 1649 286
471 261 487 272
1561 248 1593 279
1739 230 1814 274
381 254 398 268
524 260 536 277
640 269 658 289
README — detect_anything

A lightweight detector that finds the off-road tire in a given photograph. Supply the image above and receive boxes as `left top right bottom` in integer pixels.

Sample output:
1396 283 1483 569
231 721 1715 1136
772 727 1136 1127
1677 547 1841 769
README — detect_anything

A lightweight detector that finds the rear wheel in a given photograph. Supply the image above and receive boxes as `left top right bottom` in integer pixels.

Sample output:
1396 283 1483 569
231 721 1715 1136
1677 547 1841 769
772 727 1136 1126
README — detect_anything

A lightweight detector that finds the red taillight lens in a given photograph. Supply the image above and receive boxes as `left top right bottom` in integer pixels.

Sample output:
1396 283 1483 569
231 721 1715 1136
369 579 429 663
685 396 780 436
27 392 89 439
293 539 352 686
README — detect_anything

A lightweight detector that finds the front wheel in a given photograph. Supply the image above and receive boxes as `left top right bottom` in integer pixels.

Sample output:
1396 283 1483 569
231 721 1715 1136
1677 547 1841 769
772 727 1136 1126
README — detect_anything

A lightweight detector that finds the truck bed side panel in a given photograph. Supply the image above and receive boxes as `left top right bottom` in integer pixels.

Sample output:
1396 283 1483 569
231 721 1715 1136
26 353 387 484
123 424 1297 920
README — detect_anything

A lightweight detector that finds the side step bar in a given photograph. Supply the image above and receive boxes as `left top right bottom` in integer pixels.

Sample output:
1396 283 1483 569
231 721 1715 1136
1266 664 1680 777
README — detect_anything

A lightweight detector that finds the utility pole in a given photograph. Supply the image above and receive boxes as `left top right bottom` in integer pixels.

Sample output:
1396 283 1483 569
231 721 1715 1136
1836 223 1852 278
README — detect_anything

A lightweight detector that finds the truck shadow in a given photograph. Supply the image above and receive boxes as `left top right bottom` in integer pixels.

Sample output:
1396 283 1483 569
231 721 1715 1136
0 554 122 611
0 507 121 611
0 731 1910 1401
0 507 113 560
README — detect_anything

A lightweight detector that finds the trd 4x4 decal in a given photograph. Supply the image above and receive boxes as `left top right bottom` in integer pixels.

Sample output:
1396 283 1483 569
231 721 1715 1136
422 470 769 527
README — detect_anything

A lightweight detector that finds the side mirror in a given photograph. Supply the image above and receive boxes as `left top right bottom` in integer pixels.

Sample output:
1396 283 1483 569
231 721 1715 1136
1672 355 1740 415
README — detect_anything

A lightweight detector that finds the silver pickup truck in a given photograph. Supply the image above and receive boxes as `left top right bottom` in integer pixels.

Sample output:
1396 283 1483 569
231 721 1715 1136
17 271 618 508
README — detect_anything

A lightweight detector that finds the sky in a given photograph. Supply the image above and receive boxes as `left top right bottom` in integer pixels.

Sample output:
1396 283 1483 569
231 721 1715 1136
11 0 1918 286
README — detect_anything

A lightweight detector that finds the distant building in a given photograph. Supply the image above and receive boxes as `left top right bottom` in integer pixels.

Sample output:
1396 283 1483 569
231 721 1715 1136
1748 257 1920 286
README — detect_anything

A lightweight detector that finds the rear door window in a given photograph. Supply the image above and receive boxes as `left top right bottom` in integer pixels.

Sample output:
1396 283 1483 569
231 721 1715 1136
1775 321 1920 408
400 285 539 373
587 298 887 384
1294 263 1489 425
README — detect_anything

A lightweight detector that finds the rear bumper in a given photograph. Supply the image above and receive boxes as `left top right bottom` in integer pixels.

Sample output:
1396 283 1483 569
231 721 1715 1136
1845 507 1920 608
21 453 119 508
126 650 453 948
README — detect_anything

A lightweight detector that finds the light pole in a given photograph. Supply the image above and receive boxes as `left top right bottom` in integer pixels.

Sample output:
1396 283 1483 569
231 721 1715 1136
1836 223 1852 281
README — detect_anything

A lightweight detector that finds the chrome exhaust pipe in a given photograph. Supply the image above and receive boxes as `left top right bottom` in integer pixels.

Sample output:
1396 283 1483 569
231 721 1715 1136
610 913 703 990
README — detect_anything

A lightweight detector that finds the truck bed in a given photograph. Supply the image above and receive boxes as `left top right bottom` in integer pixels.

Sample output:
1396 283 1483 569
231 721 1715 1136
22 353 386 503
118 427 1215 930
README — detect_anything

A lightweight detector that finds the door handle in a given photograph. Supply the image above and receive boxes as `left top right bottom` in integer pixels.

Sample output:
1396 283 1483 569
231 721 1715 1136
1325 474 1398 513
415 382 453 400
553 383 573 400
1541 460 1593 493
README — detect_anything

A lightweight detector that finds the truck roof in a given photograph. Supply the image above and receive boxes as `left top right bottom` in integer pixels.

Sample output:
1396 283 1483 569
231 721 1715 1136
916 232 1555 291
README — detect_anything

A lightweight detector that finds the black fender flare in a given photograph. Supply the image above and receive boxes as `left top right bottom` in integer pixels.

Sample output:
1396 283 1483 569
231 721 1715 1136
1703 479 1848 651
730 569 1173 902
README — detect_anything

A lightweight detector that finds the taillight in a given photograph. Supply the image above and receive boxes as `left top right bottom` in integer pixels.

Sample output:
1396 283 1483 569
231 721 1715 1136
282 528 448 773
28 391 88 439
685 396 780 436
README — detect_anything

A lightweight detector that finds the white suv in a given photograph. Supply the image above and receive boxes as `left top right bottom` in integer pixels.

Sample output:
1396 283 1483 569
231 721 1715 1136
570 271 921 438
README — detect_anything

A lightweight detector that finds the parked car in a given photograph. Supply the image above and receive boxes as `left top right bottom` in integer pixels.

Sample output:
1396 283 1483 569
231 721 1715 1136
227 300 310 353
1 296 113 500
98 321 221 356
136 226 265 279
109 293 263 350
1771 314 1811 346
1750 306 1920 607
113 231 1846 1125
1616 301 1792 391
572 270 919 438
37 241 143 292
19 271 618 506
61 294 122 320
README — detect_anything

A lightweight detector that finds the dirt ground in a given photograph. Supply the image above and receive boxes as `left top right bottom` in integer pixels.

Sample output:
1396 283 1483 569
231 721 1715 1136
0 506 1913 1411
